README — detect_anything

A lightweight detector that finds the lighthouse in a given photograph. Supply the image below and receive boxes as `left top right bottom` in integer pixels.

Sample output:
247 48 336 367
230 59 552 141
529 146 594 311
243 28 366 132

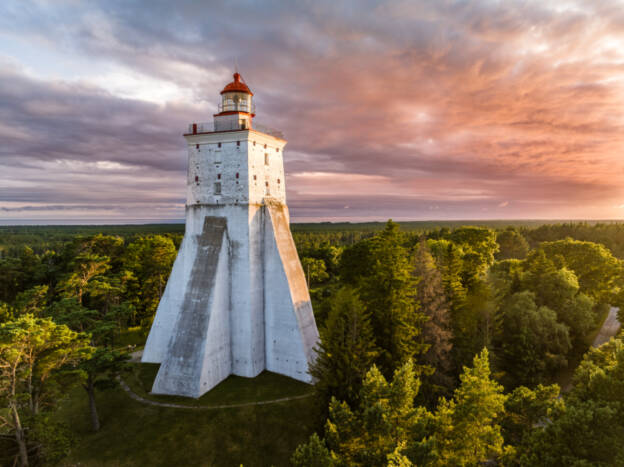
142 73 320 398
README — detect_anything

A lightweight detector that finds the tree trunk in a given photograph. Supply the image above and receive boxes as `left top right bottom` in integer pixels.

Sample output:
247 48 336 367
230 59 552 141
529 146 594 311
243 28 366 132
11 403 29 467
85 374 100 432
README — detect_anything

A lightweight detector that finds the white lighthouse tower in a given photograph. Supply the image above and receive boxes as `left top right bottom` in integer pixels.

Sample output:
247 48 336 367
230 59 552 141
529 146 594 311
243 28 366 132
142 73 320 398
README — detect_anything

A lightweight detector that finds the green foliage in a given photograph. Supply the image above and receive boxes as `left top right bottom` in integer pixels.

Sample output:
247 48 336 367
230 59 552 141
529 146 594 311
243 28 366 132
412 241 453 400
323 361 425 466
502 384 562 448
496 228 529 260
0 314 92 466
428 349 509 466
522 338 624 466
310 287 379 416
342 221 429 375
499 292 570 386
301 257 330 286
537 239 621 305
299 349 511 466
291 433 333 467
123 235 177 327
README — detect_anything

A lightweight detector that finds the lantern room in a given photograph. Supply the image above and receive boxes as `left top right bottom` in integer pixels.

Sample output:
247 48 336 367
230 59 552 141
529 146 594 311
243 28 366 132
213 72 255 131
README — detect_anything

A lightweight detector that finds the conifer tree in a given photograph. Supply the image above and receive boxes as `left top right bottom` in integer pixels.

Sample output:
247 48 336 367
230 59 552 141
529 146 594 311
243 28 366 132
358 221 428 375
428 349 509 466
412 241 453 398
310 287 379 415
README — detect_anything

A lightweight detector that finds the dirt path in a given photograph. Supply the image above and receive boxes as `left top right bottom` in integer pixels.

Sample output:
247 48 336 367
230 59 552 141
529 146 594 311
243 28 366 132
592 306 620 348
118 377 312 410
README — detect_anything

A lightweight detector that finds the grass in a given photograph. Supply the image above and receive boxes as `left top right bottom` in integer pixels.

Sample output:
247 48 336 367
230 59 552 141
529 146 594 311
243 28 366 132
124 363 313 406
56 366 317 466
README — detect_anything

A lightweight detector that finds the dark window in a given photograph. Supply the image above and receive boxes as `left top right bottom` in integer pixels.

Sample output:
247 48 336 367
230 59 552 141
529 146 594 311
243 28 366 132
196 144 200 150
264 144 267 149
253 175 257 180
217 142 221 148
236 173 239 179
277 178 280 184
264 153 269 165
217 173 221 180
195 175 199 182
237 141 240 147
265 181 269 187
253 141 256 146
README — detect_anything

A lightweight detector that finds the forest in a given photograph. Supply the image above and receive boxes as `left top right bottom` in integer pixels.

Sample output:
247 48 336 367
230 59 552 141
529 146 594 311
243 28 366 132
1 221 624 466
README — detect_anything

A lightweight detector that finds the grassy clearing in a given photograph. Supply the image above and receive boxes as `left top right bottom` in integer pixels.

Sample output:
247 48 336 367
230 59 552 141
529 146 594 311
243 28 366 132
57 367 316 466
123 363 313 406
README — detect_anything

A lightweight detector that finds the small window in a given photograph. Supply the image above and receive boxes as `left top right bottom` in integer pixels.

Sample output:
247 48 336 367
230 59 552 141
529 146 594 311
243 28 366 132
217 142 221 148
277 178 280 184
253 141 256 146
214 182 221 194
265 181 269 187
236 173 239 179
253 175 257 181
217 173 221 180
196 144 200 150
276 147 279 152
264 144 267 149
195 176 199 182
264 153 269 165
237 141 240 147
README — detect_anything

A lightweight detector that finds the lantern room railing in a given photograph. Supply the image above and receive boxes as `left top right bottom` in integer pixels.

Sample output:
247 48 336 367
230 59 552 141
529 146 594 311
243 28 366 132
187 121 284 139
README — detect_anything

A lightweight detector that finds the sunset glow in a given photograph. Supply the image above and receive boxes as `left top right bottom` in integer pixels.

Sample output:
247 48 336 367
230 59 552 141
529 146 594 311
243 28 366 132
1 0 624 222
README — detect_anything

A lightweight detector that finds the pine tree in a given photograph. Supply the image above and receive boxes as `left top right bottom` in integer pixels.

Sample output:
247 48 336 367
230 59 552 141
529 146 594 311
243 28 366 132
359 221 428 375
310 287 379 415
412 241 453 399
429 348 509 466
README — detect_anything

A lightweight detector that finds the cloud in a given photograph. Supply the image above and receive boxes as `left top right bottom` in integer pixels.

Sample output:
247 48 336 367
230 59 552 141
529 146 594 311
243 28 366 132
0 0 623 221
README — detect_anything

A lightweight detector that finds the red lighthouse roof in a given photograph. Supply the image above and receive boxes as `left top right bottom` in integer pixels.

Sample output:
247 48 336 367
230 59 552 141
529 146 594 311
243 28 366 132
220 72 253 96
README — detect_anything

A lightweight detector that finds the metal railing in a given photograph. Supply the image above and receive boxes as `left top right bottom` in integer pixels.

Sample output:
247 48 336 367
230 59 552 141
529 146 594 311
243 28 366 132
187 121 284 139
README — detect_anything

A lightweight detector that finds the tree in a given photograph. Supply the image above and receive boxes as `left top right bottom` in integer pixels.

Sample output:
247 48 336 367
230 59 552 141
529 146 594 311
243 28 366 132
495 228 529 260
58 253 110 306
538 239 621 305
522 338 624 466
0 315 92 466
52 298 127 432
412 241 453 399
123 235 177 326
501 384 562 448
323 361 426 466
522 251 595 348
499 291 570 386
310 287 379 415
301 257 330 287
291 433 333 467
351 221 428 375
428 349 509 466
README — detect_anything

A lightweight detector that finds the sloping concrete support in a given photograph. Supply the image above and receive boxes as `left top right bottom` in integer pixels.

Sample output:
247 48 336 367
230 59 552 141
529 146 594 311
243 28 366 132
151 217 231 398
264 203 319 382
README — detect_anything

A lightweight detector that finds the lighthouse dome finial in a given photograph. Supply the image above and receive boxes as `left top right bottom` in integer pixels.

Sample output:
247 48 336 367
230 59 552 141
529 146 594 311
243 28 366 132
220 72 253 96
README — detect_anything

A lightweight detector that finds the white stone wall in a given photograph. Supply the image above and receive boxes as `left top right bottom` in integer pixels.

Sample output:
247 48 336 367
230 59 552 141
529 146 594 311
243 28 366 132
143 123 318 397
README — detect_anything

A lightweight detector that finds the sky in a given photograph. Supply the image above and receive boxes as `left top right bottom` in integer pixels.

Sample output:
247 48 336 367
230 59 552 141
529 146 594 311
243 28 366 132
1 0 624 223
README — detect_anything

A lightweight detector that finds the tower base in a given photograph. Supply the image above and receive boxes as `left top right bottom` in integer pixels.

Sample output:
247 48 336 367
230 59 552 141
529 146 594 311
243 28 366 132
142 203 319 398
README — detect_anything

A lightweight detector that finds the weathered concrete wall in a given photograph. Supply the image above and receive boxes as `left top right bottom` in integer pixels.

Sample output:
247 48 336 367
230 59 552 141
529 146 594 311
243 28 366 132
151 217 231 398
143 125 319 396
264 202 319 382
